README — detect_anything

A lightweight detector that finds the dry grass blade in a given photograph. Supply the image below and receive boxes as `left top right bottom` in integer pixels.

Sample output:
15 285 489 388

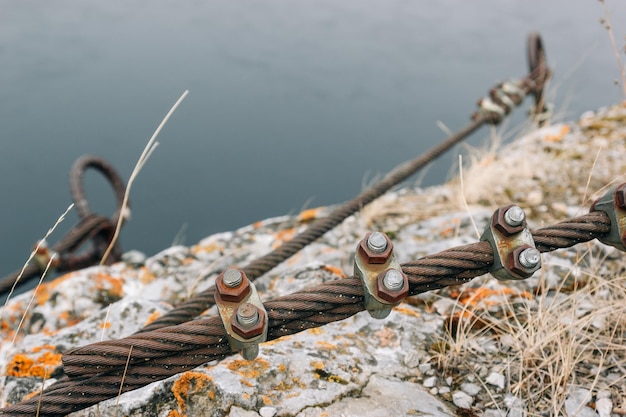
1 203 73 315
100 89 190 265
114 345 134 416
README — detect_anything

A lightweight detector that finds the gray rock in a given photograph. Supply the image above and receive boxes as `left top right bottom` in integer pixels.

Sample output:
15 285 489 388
452 390 473 409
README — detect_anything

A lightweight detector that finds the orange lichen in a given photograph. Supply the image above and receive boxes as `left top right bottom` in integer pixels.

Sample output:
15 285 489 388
393 306 420 318
226 358 270 379
31 344 56 353
322 265 346 278
450 287 529 308
278 364 287 372
298 208 320 222
167 411 184 417
315 341 337 350
144 311 162 326
94 272 124 299
260 395 273 405
242 393 251 400
98 321 111 330
139 267 157 284
307 327 324 335
172 371 212 414
240 379 254 387
310 360 324 370
272 228 296 248
544 125 571 142
6 351 62 377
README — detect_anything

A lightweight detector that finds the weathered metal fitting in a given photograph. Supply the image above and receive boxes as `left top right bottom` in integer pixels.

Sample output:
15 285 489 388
492 205 526 236
358 232 394 264
354 232 406 319
591 183 626 251
376 268 409 304
215 268 251 303
480 206 541 281
215 269 268 360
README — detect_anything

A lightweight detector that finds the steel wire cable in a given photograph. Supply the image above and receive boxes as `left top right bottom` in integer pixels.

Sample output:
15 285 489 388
141 53 549 333
0 156 126 297
0 211 610 416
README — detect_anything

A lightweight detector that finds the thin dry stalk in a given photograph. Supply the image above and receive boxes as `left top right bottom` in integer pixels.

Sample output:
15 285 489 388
599 0 626 100
1 203 73 315
100 90 189 265
114 345 134 416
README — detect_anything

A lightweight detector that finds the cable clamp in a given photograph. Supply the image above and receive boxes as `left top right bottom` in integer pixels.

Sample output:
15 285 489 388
215 268 268 360
591 183 626 252
480 205 541 280
354 232 408 319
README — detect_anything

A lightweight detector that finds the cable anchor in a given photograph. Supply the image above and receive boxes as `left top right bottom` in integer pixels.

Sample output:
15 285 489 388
354 232 408 319
480 205 541 280
215 268 268 360
591 183 626 252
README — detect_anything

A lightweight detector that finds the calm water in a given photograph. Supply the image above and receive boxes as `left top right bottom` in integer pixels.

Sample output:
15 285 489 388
0 1 625 279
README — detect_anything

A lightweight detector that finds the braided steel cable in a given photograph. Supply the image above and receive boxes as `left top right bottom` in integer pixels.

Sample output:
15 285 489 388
0 211 610 416
142 34 550 332
0 156 126 297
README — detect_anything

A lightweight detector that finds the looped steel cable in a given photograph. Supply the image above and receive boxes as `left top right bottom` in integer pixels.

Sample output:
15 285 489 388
0 155 127 297
0 210 613 416
141 32 551 333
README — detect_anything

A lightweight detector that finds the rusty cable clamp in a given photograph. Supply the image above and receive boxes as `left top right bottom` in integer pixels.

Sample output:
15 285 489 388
480 205 541 281
591 184 626 252
214 268 268 360
354 232 409 318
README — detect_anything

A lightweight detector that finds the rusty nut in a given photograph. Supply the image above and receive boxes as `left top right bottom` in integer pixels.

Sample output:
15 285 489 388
492 205 525 237
358 232 393 265
230 304 266 339
376 268 409 303
615 183 626 210
215 269 251 303
507 245 541 279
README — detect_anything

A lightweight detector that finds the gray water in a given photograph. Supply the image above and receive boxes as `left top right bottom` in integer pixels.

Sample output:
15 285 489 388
1 0 625 280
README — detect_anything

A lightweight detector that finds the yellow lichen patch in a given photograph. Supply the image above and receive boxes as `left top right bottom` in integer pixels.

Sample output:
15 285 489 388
144 311 162 326
298 208 320 223
315 341 337 350
226 357 270 379
98 321 111 330
375 327 398 348
260 395 273 405
307 327 324 336
6 351 62 377
544 125 571 142
310 360 324 370
242 392 251 400
172 371 212 414
393 305 420 318
322 265 346 278
240 379 254 387
167 411 184 417
451 286 527 307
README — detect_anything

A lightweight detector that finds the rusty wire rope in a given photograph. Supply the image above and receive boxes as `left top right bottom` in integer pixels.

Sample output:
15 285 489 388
0 156 127 297
0 210 611 416
140 32 550 333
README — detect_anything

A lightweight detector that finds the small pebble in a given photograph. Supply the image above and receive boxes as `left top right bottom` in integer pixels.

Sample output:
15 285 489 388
452 391 473 409
259 406 277 417
486 372 505 389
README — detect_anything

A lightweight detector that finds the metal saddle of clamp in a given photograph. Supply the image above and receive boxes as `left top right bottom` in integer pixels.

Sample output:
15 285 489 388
480 205 541 281
215 268 268 360
354 232 409 319
591 183 626 252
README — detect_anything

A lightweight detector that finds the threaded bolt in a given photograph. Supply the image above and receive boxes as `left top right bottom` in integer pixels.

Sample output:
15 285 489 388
367 232 388 253
222 269 243 288
518 247 541 269
236 303 259 327
382 269 404 292
504 206 525 227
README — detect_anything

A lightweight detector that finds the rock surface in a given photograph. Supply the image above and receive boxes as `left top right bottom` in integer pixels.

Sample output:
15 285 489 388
2 103 626 416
